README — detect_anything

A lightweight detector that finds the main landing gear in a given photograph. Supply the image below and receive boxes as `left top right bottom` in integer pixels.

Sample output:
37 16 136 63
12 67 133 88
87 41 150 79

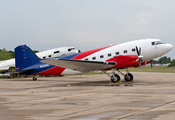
33 75 39 81
104 68 134 83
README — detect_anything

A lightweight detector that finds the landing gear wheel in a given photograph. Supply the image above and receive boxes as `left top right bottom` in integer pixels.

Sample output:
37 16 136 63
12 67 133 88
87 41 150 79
111 74 120 83
33 77 37 81
124 73 133 82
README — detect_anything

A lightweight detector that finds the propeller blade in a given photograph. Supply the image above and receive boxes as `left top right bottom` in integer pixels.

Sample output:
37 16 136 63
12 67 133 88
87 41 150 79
136 46 141 56
150 60 153 69
139 47 141 56
136 46 142 70
136 46 140 56
139 60 141 70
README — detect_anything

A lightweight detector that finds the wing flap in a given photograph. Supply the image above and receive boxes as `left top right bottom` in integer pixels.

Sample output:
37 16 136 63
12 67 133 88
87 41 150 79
42 59 116 72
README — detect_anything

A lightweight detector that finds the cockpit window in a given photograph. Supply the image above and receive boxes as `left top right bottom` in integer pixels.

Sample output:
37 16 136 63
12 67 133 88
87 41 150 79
152 42 155 45
155 41 164 45
68 48 75 51
152 41 164 46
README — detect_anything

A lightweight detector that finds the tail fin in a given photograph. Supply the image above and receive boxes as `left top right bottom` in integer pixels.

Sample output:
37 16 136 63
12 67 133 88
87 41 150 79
15 45 40 71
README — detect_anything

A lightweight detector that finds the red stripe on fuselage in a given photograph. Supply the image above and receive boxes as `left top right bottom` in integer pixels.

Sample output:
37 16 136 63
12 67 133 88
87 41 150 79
106 55 138 69
71 46 113 60
36 66 66 76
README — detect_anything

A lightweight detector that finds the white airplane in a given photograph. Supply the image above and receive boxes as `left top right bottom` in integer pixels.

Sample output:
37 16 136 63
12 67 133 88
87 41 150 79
14 39 173 82
0 47 80 74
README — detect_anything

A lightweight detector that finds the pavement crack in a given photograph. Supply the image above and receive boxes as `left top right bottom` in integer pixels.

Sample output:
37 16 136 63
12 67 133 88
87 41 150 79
58 106 103 118
118 100 175 120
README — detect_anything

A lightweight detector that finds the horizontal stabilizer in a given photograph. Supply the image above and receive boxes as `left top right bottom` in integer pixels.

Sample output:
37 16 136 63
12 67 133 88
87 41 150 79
42 59 116 72
8 69 36 74
0 70 9 74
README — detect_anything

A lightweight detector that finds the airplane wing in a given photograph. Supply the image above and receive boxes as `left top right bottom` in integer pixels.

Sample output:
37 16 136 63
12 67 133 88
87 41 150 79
41 59 116 72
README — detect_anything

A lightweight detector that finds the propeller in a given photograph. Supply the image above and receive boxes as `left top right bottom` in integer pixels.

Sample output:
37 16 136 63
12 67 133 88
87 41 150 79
136 46 143 70
136 46 141 56
150 60 153 69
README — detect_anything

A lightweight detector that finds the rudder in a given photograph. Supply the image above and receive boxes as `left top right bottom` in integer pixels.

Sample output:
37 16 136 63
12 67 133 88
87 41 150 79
15 45 40 71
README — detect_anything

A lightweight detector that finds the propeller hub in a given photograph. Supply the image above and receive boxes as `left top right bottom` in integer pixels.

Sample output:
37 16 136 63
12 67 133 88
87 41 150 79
138 55 143 60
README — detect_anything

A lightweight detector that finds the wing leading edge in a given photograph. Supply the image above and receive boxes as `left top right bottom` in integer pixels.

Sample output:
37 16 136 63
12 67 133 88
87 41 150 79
41 59 116 72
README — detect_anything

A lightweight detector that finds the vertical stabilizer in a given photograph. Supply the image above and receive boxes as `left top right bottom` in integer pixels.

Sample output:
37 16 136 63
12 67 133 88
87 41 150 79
15 45 40 71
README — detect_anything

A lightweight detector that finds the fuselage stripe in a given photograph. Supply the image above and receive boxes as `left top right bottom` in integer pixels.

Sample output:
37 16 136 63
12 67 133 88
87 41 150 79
71 46 113 60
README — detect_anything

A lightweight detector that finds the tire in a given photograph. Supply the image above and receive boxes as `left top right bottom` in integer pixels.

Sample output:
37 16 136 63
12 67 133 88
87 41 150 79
124 73 134 82
33 77 37 81
111 74 120 83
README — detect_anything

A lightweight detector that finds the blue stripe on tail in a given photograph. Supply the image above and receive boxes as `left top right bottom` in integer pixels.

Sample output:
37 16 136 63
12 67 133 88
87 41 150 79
15 45 40 71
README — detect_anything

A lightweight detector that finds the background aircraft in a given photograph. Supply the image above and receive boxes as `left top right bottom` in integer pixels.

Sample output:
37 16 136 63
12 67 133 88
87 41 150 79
0 47 80 75
14 39 173 82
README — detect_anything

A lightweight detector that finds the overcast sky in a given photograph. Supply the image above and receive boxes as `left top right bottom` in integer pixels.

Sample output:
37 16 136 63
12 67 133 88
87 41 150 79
0 0 174 59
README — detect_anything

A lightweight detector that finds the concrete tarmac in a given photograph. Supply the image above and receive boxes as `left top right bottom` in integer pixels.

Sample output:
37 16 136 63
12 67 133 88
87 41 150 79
0 72 175 120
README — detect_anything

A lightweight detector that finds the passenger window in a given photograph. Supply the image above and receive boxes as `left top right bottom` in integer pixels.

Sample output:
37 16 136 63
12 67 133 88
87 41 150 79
48 55 51 57
132 48 135 52
100 55 104 58
43 56 46 59
92 57 96 60
124 50 127 53
85 58 88 61
108 53 112 57
54 51 60 54
116 52 119 55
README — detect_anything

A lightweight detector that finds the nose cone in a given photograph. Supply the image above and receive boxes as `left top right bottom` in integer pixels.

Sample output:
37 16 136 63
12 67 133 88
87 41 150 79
156 43 173 58
166 43 173 52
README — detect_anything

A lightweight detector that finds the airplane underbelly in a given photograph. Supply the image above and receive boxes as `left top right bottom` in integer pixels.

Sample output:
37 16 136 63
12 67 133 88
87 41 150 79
61 69 81 75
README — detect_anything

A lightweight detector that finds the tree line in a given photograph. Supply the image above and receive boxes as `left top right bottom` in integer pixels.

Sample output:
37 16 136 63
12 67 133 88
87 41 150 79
152 56 171 65
0 49 15 61
152 56 175 67
0 48 39 61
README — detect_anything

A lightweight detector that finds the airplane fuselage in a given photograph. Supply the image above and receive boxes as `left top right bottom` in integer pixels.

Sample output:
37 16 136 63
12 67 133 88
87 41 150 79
77 39 172 62
0 46 80 73
19 39 173 76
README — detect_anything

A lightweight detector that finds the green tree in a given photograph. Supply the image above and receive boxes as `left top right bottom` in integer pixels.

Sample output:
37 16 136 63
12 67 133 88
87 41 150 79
167 57 171 63
33 50 39 53
168 60 175 67
9 50 15 58
0 48 39 61
0 48 14 60
158 56 171 65
152 60 159 64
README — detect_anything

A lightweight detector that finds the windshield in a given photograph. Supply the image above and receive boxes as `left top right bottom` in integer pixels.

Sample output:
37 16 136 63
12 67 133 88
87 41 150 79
152 41 164 46
155 41 164 45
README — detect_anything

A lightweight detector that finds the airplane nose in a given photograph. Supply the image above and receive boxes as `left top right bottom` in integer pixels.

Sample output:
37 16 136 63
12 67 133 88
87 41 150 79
166 44 173 52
